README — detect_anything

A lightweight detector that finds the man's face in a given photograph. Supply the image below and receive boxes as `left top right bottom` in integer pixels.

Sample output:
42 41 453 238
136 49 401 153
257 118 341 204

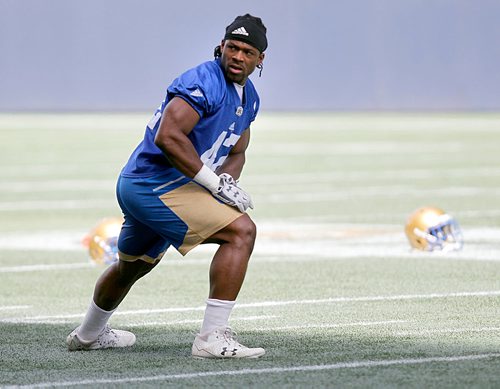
220 40 264 85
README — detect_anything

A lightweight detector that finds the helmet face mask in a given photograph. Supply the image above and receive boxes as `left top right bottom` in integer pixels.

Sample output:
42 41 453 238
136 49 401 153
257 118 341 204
405 207 463 252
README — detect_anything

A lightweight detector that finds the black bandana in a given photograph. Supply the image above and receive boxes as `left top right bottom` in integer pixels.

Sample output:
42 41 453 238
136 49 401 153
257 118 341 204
224 14 268 53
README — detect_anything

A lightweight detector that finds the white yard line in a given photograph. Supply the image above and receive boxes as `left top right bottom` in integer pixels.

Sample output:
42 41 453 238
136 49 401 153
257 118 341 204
3 187 500 211
254 320 407 331
254 187 500 203
126 315 277 328
394 327 500 336
6 353 500 388
0 224 499 262
0 180 115 192
249 141 465 155
2 291 498 324
0 305 31 311
234 291 500 308
3 167 500 193
0 263 92 273
0 199 114 211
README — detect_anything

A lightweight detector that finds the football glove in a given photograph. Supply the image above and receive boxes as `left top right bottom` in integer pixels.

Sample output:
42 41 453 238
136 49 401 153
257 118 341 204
214 173 254 212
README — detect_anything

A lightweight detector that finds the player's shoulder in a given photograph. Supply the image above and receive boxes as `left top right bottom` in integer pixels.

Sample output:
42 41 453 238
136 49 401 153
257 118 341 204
183 60 225 90
178 60 226 103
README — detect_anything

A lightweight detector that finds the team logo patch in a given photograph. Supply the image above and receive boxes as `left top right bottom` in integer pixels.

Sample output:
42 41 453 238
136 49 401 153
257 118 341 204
190 88 203 97
231 27 249 36
236 106 243 116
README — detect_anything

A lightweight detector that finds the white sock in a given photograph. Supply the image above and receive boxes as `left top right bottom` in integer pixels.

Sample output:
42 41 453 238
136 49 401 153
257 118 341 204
200 298 235 338
76 300 116 342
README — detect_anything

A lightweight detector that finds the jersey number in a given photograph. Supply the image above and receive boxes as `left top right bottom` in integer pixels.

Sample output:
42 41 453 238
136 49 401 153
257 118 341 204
201 132 240 170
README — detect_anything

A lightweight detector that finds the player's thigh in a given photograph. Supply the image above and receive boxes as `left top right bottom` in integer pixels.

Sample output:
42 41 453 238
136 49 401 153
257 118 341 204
158 181 244 255
117 176 173 263
117 213 170 264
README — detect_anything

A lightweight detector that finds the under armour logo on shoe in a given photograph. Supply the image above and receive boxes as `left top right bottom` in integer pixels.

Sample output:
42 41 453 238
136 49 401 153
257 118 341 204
221 347 237 356
231 27 249 36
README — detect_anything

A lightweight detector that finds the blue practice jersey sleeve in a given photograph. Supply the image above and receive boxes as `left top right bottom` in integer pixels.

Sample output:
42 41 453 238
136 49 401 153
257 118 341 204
167 61 226 118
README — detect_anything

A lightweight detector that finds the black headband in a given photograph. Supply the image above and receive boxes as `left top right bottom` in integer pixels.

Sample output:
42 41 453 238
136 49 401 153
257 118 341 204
224 14 267 53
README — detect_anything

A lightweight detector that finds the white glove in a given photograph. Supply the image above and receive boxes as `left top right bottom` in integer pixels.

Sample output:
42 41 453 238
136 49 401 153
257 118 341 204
214 173 254 212
193 165 254 212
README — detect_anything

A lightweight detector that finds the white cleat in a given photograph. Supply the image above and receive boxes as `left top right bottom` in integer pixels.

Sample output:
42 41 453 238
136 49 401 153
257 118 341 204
192 327 265 359
66 324 136 351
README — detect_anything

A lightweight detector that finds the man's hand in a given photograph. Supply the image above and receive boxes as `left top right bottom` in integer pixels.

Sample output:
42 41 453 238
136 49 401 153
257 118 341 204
213 173 254 212
193 165 254 212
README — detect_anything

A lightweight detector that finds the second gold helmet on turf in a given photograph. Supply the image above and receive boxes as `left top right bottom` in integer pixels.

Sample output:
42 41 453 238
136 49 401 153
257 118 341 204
86 217 123 265
404 206 463 252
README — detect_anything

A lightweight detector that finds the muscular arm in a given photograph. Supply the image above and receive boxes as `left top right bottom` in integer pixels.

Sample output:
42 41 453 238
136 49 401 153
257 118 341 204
154 97 202 178
216 128 250 181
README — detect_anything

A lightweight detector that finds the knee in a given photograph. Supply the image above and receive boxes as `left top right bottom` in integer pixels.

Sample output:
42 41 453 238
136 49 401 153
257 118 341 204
116 260 157 285
233 215 257 249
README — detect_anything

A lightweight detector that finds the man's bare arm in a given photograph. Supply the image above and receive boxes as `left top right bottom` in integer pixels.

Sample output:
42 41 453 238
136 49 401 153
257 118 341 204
154 96 203 178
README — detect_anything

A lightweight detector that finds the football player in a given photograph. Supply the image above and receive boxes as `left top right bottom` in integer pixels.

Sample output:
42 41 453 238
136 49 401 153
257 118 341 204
67 14 268 359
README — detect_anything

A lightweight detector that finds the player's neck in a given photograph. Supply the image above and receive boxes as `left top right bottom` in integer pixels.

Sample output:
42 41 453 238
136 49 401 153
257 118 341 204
233 83 244 102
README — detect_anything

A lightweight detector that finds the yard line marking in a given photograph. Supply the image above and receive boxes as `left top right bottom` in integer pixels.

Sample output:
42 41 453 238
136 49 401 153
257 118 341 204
0 305 31 311
234 291 500 309
2 291 498 323
0 263 92 273
3 167 500 193
394 327 500 336
3 187 500 211
0 179 115 193
2 315 278 327
251 141 464 156
0 308 205 323
254 187 500 203
1 224 499 260
254 320 407 331
246 167 500 183
6 353 500 388
126 315 277 328
0 199 114 211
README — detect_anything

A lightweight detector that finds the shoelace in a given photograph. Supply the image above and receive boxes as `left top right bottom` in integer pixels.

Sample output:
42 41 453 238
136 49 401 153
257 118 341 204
96 325 117 347
221 327 242 347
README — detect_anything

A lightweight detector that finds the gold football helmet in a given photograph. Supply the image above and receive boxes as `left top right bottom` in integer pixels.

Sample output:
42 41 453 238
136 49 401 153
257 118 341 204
85 217 123 265
405 206 463 252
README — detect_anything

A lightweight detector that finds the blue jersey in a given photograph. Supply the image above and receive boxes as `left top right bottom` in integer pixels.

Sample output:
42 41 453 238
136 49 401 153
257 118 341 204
121 59 260 178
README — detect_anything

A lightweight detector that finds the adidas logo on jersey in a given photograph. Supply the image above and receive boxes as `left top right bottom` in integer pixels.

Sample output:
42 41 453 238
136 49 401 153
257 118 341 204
231 27 249 36
190 89 203 97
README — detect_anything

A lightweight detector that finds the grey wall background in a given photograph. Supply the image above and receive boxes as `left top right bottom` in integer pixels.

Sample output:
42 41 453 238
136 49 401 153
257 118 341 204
1 0 499 112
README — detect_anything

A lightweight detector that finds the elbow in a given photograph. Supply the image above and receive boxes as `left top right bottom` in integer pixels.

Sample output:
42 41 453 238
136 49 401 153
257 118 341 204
154 131 185 162
154 134 176 166
154 132 174 154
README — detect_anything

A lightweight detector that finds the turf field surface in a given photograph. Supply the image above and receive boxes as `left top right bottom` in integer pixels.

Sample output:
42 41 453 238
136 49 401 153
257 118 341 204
0 112 499 388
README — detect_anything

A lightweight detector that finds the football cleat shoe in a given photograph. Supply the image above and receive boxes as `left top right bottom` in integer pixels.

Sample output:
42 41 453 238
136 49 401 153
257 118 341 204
192 327 265 359
66 324 136 351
